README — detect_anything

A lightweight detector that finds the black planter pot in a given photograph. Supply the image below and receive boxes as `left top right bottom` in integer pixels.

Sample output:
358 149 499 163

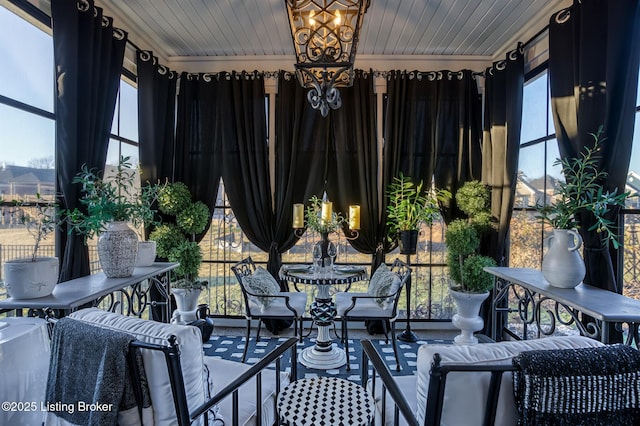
399 230 418 255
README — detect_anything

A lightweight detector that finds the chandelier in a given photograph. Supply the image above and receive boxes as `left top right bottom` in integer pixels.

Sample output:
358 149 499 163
285 0 371 117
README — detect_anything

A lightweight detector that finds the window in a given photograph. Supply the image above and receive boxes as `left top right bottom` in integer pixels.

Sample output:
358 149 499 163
514 62 640 301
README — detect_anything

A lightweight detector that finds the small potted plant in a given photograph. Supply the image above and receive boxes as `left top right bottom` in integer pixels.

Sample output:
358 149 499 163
3 193 60 299
149 182 210 323
64 156 163 278
445 180 496 344
534 127 628 288
386 173 450 254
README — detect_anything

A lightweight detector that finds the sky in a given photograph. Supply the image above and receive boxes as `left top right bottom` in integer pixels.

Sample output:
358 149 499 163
1 5 639 177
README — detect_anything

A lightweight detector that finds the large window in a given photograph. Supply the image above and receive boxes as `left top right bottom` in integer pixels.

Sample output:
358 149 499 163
513 63 640 301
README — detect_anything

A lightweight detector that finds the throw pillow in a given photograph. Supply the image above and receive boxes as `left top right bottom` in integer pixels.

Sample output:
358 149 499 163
367 263 401 308
243 267 281 311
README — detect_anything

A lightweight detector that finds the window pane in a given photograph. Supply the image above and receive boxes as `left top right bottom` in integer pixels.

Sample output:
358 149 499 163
0 104 54 168
0 7 53 112
106 139 139 167
111 80 138 142
521 72 549 143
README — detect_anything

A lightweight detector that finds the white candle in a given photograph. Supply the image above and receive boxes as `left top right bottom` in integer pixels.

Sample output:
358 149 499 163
349 205 360 230
293 203 305 228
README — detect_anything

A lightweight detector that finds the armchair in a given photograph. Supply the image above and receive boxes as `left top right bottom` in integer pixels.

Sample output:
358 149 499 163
335 258 411 371
232 256 307 362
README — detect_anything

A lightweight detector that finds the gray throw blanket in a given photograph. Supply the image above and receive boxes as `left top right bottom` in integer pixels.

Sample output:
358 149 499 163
45 317 151 425
512 344 640 426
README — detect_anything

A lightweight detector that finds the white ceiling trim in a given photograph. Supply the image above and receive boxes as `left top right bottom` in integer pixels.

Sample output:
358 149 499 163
167 54 493 74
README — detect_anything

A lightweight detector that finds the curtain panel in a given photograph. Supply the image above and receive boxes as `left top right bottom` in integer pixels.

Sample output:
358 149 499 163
549 0 640 294
325 71 384 270
481 47 525 267
384 70 483 225
174 72 223 240
52 0 127 281
137 50 177 186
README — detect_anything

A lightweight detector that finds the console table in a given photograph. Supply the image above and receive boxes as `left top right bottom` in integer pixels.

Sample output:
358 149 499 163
485 267 640 345
0 262 178 321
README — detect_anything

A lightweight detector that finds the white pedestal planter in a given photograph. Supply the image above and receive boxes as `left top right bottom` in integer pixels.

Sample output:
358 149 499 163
171 288 201 324
450 288 490 345
4 257 58 299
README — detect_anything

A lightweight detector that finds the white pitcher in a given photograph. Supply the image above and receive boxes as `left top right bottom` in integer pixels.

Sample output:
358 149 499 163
541 228 586 288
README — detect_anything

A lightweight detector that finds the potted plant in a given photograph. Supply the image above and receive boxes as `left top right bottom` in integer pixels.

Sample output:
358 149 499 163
534 128 628 288
445 180 496 344
3 193 60 299
64 156 163 278
149 182 210 324
386 173 450 254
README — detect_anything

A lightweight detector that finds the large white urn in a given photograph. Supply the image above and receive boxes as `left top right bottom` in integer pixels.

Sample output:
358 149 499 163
450 288 490 345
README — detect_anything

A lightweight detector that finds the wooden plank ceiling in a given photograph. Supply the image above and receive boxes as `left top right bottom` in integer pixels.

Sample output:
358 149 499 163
95 0 570 63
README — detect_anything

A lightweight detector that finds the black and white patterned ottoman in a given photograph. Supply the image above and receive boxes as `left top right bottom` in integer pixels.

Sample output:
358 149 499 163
277 377 375 426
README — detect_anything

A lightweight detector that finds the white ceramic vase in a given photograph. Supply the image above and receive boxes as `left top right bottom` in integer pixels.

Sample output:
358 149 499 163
450 288 490 345
171 288 201 324
541 228 585 288
3 257 58 299
98 221 138 278
135 241 157 267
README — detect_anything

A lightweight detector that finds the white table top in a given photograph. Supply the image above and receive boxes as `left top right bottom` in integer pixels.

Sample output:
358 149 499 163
485 267 640 323
0 262 178 310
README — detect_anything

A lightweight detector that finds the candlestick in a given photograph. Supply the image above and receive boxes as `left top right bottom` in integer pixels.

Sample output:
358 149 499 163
348 205 360 230
321 201 333 225
293 203 305 228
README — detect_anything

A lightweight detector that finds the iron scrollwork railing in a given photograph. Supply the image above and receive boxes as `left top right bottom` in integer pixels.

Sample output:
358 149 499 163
492 275 602 342
95 274 171 319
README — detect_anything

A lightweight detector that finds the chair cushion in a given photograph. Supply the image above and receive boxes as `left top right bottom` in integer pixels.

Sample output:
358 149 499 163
414 335 604 426
512 344 640 424
335 292 393 318
204 357 290 426
68 308 216 426
243 267 281 311
367 264 401 307
254 291 307 317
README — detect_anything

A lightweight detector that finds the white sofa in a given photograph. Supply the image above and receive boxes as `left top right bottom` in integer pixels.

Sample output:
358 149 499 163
64 308 291 425
365 335 604 426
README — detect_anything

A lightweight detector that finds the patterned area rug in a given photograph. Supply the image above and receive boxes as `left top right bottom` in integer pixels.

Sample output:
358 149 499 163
203 335 452 385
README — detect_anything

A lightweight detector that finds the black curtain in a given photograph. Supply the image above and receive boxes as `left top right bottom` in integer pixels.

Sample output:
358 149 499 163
431 71 483 223
482 47 524 267
175 73 223 240
137 51 178 323
52 1 127 281
274 71 329 277
326 71 385 270
385 70 482 225
549 0 640 294
480 48 525 338
137 50 177 186
217 72 274 270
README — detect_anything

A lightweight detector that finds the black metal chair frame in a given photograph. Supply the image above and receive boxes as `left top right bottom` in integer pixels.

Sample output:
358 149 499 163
46 315 298 426
232 256 305 362
360 339 516 426
340 258 411 371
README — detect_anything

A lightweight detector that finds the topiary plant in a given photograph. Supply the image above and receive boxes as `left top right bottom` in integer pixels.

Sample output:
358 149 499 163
150 182 211 289
445 180 496 293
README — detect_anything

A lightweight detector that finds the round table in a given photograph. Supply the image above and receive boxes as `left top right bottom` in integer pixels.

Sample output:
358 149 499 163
279 265 367 369
277 377 375 426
